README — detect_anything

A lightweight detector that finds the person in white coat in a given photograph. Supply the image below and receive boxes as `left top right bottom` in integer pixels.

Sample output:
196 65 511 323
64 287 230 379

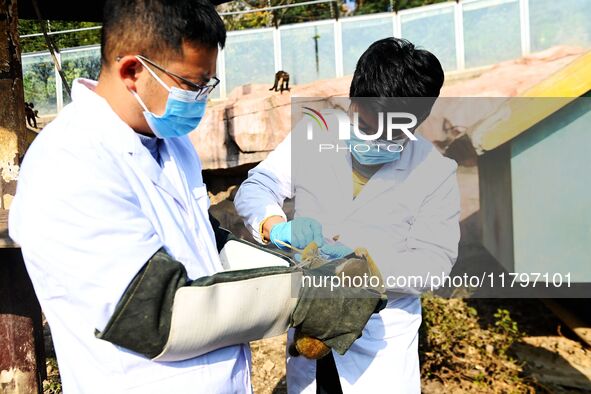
234 38 461 393
8 1 384 392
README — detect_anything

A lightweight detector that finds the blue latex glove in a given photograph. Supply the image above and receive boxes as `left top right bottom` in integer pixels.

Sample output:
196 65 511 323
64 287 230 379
269 217 325 250
294 242 354 263
319 242 354 260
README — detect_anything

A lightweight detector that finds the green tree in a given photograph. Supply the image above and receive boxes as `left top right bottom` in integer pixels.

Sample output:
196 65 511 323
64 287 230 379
219 0 449 31
18 20 101 53
355 0 448 15
221 0 336 30
18 20 101 114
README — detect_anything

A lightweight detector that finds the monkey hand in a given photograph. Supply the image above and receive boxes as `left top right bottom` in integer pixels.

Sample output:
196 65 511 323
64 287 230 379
288 329 331 359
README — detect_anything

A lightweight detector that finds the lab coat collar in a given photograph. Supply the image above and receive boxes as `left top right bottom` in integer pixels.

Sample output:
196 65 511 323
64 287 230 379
71 78 188 211
322 128 416 210
71 78 142 155
390 138 414 170
343 137 417 212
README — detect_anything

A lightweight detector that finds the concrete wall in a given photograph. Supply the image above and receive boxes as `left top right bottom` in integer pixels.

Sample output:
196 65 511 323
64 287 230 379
511 96 591 282
479 94 591 282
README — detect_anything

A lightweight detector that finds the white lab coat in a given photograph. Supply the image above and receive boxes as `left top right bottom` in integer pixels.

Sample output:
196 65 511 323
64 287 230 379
9 79 251 394
234 112 460 393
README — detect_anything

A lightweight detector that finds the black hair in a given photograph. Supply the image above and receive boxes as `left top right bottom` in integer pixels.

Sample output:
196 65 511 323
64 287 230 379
349 37 444 129
350 37 444 98
101 0 226 66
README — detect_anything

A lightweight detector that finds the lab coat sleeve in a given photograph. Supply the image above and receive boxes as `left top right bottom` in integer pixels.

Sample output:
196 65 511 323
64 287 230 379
96 246 300 362
369 166 461 295
234 133 293 243
9 145 163 333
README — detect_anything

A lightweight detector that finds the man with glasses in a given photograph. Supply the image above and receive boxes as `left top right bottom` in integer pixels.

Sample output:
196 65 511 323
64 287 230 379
235 38 461 393
132 54 220 98
8 0 383 392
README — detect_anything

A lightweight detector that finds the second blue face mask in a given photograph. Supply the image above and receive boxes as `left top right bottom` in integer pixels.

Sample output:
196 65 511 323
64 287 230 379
131 56 207 139
347 126 404 166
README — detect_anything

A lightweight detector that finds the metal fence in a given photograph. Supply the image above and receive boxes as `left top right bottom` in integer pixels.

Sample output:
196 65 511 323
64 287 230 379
21 0 591 115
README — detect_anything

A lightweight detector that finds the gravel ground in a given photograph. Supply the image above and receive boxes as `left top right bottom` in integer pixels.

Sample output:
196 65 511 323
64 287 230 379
250 335 288 394
249 298 591 394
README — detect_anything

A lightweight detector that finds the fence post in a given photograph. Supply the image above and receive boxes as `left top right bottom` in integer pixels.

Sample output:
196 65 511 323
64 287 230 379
454 0 466 71
334 20 343 78
54 51 63 113
393 12 401 38
273 27 282 72
217 47 226 99
519 0 531 56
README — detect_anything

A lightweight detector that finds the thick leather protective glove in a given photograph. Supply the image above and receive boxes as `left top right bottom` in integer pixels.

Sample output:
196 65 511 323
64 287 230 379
96 236 384 362
290 243 387 359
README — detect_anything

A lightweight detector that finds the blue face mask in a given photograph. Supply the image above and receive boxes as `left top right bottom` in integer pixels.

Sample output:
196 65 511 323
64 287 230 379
347 126 405 166
131 56 207 139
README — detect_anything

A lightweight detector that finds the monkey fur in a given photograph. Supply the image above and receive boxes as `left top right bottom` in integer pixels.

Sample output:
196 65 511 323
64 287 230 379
269 70 290 94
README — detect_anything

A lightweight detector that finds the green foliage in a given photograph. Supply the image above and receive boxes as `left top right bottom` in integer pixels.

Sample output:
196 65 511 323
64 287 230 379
355 0 449 15
61 52 102 83
353 0 393 15
18 20 102 114
221 0 449 31
274 2 335 25
43 357 62 394
222 0 336 30
19 20 101 53
493 308 523 356
396 0 448 11
22 58 57 114
420 296 530 391
348 0 449 15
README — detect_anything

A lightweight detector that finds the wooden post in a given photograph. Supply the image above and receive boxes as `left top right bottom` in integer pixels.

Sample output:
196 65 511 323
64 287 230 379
0 0 26 208
0 1 44 393
0 243 44 394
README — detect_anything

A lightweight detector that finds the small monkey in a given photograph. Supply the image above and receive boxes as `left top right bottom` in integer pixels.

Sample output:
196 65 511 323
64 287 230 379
25 102 40 129
269 70 290 94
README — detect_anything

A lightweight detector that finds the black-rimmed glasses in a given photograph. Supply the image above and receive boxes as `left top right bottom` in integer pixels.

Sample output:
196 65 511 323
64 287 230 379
119 55 220 99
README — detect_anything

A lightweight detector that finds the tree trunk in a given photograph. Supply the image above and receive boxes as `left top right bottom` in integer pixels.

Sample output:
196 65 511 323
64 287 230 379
0 1 44 393
0 0 26 211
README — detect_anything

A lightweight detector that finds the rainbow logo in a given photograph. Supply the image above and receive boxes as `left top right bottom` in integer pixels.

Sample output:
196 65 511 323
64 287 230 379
302 106 328 131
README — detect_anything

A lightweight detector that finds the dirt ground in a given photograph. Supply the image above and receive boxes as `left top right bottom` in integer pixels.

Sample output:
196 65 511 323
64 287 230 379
250 335 288 394
249 298 591 394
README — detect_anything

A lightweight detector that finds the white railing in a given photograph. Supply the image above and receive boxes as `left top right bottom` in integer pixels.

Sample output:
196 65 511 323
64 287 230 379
21 0 591 115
